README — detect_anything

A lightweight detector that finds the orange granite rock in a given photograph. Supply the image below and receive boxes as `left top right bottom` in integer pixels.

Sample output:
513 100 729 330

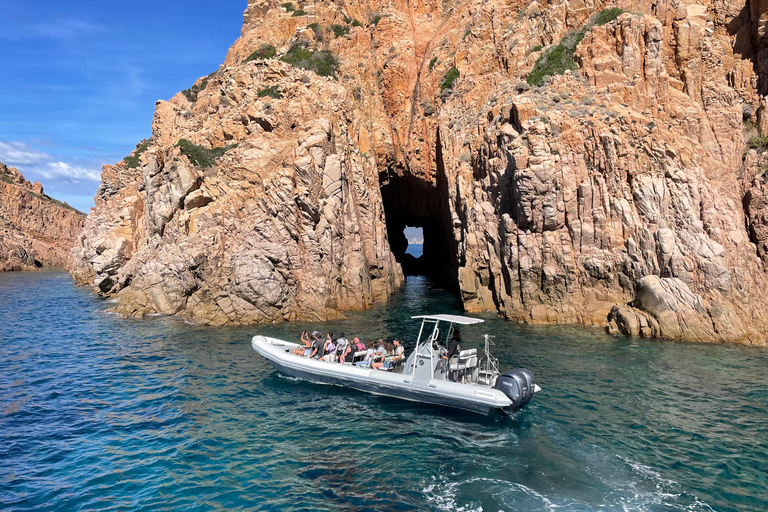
0 163 85 272
72 0 768 343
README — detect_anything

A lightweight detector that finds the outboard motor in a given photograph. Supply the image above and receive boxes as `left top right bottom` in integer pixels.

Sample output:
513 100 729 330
495 369 534 411
512 368 535 406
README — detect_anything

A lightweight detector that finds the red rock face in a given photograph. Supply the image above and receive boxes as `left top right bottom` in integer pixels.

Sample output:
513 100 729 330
73 0 768 343
0 163 85 272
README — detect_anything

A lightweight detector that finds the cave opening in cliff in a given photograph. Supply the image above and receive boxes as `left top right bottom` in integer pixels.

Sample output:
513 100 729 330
379 159 460 294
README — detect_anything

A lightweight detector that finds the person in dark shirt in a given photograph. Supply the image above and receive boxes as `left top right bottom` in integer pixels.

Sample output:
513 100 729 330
444 329 461 360
307 334 325 359
443 330 461 381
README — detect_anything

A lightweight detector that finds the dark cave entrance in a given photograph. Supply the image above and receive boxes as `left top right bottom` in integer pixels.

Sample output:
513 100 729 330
379 152 460 294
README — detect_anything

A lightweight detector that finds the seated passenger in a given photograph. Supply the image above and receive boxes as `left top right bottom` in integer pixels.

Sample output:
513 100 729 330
321 337 337 362
345 337 364 363
372 341 393 370
307 333 325 359
293 330 317 356
335 332 350 364
355 341 376 367
379 339 405 370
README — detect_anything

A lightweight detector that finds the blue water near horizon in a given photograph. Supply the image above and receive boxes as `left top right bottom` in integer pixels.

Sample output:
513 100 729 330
1 268 768 511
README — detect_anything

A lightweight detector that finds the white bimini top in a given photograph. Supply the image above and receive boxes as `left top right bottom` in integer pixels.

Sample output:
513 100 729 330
410 314 484 325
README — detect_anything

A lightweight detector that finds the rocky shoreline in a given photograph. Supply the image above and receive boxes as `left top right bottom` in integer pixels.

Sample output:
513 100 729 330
71 0 768 345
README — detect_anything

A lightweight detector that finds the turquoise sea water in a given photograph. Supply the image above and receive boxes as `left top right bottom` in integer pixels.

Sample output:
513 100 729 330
1 267 767 512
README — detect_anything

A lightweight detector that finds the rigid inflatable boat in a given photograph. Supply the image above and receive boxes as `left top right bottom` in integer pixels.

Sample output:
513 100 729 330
251 314 541 414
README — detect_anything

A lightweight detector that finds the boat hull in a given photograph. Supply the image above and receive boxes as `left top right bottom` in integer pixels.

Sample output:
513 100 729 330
252 335 517 414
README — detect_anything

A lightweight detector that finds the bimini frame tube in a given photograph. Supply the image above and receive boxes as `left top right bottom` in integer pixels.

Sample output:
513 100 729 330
412 318 426 376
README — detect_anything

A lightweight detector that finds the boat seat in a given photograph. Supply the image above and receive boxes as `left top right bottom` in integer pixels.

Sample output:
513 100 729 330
352 351 367 363
378 357 405 371
449 349 478 371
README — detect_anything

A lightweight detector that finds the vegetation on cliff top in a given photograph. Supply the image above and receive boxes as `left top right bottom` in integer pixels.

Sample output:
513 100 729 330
124 139 151 169
280 43 339 77
175 139 238 168
527 8 624 86
182 72 216 102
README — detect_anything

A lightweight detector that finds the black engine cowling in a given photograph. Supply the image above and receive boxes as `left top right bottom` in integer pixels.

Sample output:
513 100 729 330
494 369 535 411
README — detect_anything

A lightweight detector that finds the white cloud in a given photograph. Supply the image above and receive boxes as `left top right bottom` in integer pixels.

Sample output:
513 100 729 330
39 161 102 182
0 140 103 182
0 141 51 164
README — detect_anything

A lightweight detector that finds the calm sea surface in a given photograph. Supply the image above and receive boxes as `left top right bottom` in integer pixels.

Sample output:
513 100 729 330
1 263 767 511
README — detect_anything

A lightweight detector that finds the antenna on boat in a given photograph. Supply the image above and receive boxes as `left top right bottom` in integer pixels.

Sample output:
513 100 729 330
482 334 499 376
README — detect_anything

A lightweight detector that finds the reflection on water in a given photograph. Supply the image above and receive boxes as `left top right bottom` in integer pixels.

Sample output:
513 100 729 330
1 269 767 511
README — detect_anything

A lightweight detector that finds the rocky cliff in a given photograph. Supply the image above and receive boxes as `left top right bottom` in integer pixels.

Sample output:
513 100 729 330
0 163 85 271
72 0 768 344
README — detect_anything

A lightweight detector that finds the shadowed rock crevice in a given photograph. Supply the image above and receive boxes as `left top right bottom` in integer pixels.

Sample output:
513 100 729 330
380 134 459 292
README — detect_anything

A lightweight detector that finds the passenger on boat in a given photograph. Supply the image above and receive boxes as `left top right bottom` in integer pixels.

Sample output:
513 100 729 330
380 339 405 370
321 337 337 362
307 333 326 359
371 341 393 370
444 329 461 360
443 329 461 381
344 337 364 363
355 341 376 367
293 330 318 356
335 333 349 364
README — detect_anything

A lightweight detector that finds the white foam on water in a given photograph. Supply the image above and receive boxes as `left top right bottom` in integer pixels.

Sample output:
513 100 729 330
421 467 717 512
422 476 483 512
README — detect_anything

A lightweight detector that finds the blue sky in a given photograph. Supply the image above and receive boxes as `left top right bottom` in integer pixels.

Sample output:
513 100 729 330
0 1 245 212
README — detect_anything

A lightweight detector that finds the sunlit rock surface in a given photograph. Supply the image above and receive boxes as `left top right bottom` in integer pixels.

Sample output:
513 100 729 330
73 0 768 343
0 163 85 271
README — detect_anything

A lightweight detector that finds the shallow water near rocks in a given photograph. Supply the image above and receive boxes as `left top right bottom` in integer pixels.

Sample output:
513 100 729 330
1 267 767 512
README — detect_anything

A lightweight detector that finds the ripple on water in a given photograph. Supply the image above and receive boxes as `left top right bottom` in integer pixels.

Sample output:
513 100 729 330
1 271 767 511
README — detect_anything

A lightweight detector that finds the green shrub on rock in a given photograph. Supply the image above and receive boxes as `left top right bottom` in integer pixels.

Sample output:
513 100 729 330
524 9 625 87
182 72 216 102
441 66 460 92
243 44 277 63
594 8 624 26
526 30 584 86
331 24 349 38
257 85 282 99
749 134 768 149
124 139 151 169
280 43 339 77
175 139 238 168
